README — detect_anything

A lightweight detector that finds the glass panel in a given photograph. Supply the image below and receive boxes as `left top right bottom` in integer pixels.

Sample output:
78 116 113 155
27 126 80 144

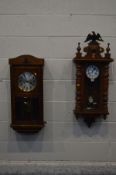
15 96 39 121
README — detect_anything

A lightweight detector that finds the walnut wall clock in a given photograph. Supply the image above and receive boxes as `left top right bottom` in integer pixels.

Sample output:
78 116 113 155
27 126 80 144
9 55 45 132
73 32 113 127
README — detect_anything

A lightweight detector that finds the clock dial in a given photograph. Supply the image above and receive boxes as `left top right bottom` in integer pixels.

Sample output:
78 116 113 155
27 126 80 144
18 72 37 92
86 65 100 82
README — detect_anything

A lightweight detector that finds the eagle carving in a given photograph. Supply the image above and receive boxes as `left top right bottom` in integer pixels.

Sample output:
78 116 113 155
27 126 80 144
85 31 103 43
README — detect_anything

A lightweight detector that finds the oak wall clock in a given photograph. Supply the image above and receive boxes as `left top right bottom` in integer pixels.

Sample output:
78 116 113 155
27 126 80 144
73 32 113 127
9 55 45 132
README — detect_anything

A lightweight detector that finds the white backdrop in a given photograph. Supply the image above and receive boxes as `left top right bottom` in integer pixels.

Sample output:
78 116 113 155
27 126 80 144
0 0 116 162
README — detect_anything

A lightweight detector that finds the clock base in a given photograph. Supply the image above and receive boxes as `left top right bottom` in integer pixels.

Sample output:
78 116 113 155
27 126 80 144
74 111 108 127
11 122 46 133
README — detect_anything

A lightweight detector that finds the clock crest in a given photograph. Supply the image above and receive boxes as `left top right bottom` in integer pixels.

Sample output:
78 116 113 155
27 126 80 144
73 32 113 127
9 55 45 132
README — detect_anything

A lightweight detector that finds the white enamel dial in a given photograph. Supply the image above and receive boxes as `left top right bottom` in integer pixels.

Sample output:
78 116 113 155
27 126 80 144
18 72 37 92
86 65 100 82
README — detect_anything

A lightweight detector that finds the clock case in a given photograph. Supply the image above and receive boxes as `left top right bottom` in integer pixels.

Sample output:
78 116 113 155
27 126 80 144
9 55 45 132
73 33 113 127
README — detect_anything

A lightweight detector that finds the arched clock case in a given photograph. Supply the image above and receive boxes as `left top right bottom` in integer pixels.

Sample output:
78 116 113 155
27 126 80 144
9 55 45 132
73 32 113 127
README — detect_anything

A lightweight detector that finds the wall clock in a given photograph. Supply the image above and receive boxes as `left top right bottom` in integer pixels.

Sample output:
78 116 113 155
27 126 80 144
73 32 113 127
9 55 45 132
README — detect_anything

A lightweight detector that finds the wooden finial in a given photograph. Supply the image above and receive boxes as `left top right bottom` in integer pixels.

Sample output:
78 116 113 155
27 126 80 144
77 42 81 52
76 42 82 58
106 43 110 53
105 43 110 58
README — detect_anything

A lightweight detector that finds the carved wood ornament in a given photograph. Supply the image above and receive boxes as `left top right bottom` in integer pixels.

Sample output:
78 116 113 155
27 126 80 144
73 32 113 127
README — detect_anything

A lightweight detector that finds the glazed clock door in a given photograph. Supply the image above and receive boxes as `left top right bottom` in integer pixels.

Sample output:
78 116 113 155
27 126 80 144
84 63 100 111
13 66 41 123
